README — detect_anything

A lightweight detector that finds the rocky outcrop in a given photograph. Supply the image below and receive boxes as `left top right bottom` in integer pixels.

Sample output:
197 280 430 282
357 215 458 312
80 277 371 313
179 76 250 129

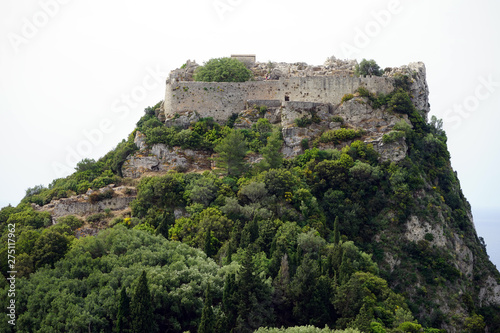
479 276 500 306
167 59 199 82
251 56 358 80
164 110 200 129
36 185 136 219
404 214 475 278
122 132 212 178
385 62 430 119
369 137 408 163
274 97 409 161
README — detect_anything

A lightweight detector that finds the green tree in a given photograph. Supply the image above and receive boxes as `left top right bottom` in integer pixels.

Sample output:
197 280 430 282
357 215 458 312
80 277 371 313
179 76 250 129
261 127 284 169
203 229 217 258
130 271 154 333
464 314 486 333
155 210 174 238
214 129 248 176
198 284 216 333
291 255 333 326
235 249 274 332
388 89 415 115
130 173 185 218
397 321 422 333
218 274 238 332
116 287 130 333
333 216 340 245
273 254 293 326
32 229 71 269
354 59 383 76
194 57 253 82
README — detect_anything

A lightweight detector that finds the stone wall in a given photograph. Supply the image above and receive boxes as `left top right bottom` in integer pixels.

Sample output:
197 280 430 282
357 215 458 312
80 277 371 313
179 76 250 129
163 75 395 123
49 197 135 218
37 185 137 219
163 80 281 122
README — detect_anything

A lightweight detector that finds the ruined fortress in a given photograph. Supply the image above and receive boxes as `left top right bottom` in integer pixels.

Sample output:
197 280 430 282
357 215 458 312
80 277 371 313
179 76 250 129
123 56 430 177
159 55 430 124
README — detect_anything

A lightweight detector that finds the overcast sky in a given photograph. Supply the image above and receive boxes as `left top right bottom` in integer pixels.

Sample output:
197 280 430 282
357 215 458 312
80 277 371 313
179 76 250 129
1 0 499 266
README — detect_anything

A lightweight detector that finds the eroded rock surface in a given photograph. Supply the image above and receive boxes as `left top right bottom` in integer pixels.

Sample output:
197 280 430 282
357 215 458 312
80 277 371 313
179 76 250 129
122 132 212 178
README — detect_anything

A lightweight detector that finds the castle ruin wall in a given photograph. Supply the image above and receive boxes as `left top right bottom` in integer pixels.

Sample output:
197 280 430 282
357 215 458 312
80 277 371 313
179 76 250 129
163 75 395 122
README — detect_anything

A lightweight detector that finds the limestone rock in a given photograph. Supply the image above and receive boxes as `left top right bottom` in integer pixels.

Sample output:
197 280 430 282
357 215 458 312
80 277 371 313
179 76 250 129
385 62 430 119
168 59 199 82
134 131 148 150
371 137 408 163
122 132 212 178
479 276 500 306
281 101 330 128
122 155 160 177
165 110 200 129
405 215 447 248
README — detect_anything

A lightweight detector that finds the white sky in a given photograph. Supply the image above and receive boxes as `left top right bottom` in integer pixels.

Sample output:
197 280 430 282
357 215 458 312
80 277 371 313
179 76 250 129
1 0 499 264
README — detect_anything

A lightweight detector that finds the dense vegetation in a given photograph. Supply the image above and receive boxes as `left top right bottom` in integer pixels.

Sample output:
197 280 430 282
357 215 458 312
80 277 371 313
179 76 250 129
1 80 499 332
194 57 253 82
354 59 383 77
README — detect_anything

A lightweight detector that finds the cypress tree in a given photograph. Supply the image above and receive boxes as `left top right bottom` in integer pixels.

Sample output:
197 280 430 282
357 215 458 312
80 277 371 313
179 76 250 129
217 274 237 332
234 248 274 331
334 216 340 245
198 284 216 333
130 270 153 333
116 287 130 333
156 210 174 238
203 229 216 258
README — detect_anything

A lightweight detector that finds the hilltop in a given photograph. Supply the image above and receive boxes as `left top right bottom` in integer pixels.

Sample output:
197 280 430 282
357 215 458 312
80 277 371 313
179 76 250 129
1 56 499 333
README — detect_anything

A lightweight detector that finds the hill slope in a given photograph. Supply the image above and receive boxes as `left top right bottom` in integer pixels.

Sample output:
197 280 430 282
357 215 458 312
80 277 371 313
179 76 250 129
1 58 499 332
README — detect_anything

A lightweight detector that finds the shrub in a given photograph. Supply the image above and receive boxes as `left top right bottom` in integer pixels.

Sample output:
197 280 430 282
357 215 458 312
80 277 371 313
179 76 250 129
225 113 239 128
341 93 354 103
57 215 83 231
141 117 163 130
354 59 383 76
382 131 405 144
88 189 114 204
254 105 268 116
319 128 365 144
301 138 309 151
86 213 106 223
193 57 253 82
330 116 344 124
144 126 177 146
357 86 372 98
88 192 101 204
388 89 415 115
424 233 434 242
394 73 411 91
295 116 313 127
394 120 412 133
295 112 320 128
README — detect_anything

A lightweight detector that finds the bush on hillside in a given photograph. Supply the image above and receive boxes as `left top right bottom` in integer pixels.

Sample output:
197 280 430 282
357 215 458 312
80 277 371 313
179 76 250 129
194 57 253 82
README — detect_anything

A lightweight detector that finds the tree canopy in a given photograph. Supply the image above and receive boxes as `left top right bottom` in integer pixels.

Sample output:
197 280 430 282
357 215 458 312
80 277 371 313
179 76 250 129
194 57 253 82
